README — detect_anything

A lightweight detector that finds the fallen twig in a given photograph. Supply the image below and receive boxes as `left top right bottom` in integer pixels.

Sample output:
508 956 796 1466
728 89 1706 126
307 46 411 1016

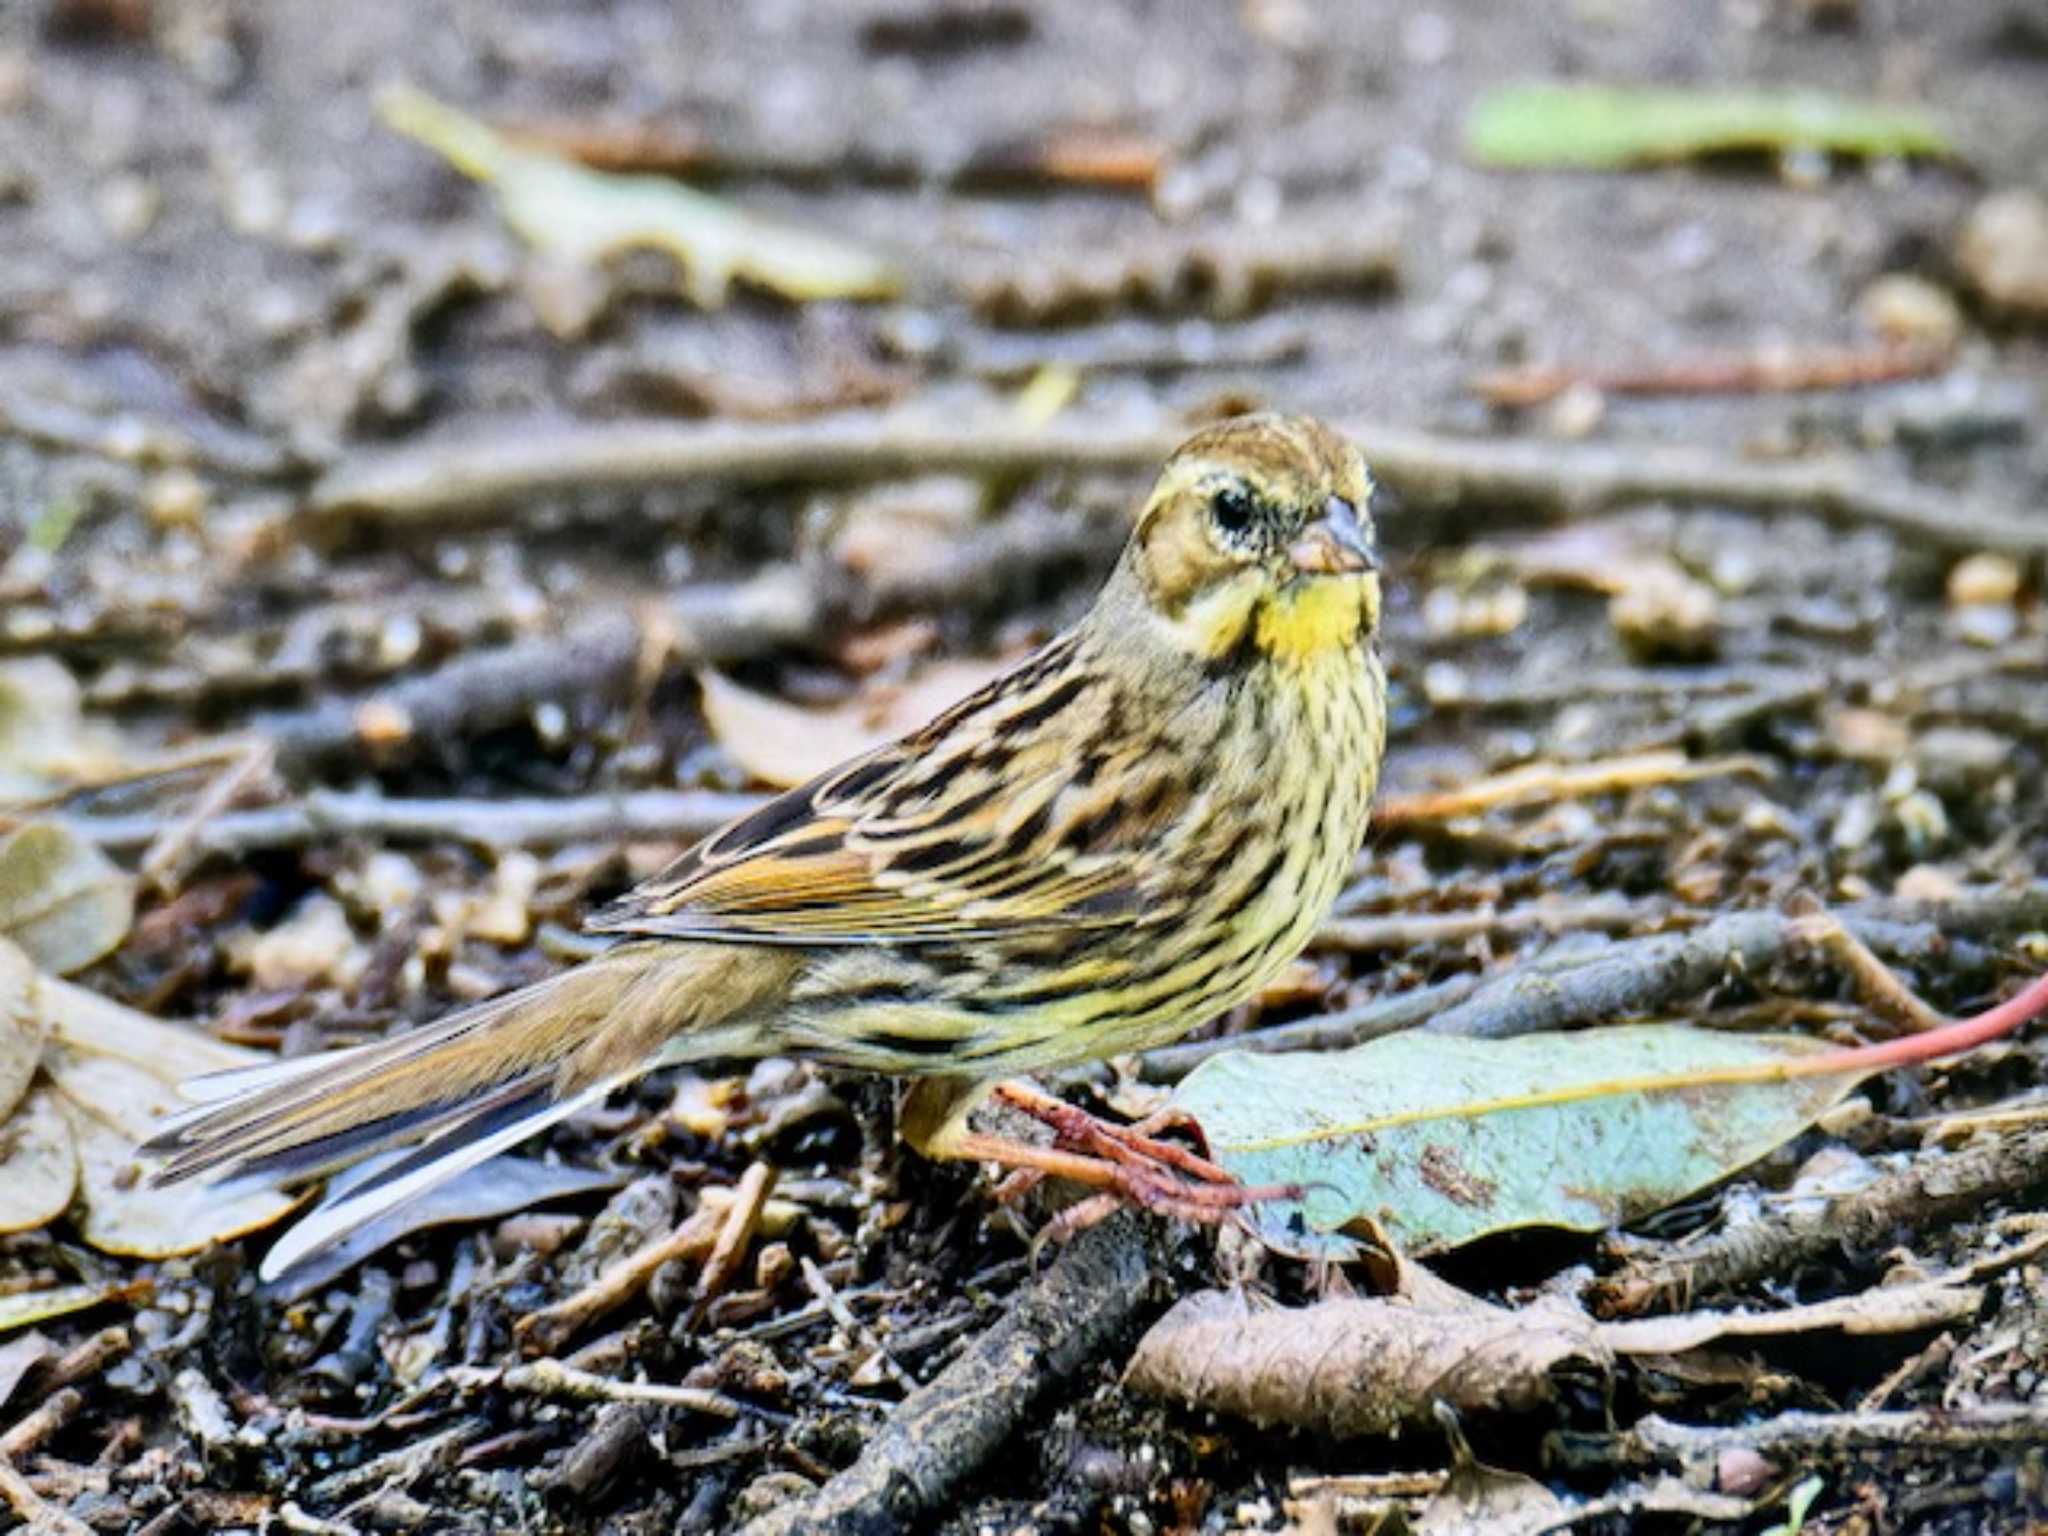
1558 1403 2048 1478
736 1213 1161 1536
1374 750 1769 829
305 416 2048 556
1076 886 2048 1087
253 571 818 772
694 1161 776 1308
801 1256 914 1394
1314 898 1661 954
136 741 271 893
517 1200 727 1357
1420 901 2042 1044
0 1455 94 1536
1471 342 1951 407
65 786 759 857
0 1387 83 1461
510 1184 804 1357
448 1357 752 1420
1597 1123 2048 1313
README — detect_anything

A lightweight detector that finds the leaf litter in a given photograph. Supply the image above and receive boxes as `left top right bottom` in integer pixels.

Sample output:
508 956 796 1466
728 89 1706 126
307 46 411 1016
3 6 2048 1532
1176 1023 1863 1257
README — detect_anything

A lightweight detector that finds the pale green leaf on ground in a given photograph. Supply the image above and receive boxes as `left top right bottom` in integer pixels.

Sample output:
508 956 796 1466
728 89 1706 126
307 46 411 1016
0 822 136 975
0 658 126 797
1465 83 1953 170
50 1063 298 1259
378 84 902 309
37 962 264 1081
0 1089 78 1235
1176 1024 1861 1258
0 939 42 1121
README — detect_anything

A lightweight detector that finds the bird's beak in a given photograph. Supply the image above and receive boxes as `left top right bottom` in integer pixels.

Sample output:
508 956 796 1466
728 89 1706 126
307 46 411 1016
1287 495 1378 576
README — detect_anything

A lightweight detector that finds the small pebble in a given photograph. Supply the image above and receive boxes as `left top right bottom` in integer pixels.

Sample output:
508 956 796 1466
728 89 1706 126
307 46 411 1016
143 469 207 530
1858 272 1961 350
1957 188 2048 317
1948 552 2022 607
1716 1446 1776 1496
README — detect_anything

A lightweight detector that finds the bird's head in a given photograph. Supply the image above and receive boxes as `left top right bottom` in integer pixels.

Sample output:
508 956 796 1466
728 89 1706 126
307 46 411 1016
1117 413 1381 669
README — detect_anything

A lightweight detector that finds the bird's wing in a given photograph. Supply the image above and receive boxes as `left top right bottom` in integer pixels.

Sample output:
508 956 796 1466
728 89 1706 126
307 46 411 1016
589 643 1192 946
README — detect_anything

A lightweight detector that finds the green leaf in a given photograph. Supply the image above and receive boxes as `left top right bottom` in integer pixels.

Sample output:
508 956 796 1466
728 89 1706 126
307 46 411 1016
1175 1025 1862 1259
0 823 135 976
1465 83 1953 170
378 84 902 309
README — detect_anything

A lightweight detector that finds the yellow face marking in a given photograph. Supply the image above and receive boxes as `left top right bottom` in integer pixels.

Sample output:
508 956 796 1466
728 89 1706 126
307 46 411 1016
1254 572 1379 667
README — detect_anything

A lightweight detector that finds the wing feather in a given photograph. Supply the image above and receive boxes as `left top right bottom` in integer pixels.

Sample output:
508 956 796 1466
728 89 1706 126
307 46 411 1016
589 643 1182 946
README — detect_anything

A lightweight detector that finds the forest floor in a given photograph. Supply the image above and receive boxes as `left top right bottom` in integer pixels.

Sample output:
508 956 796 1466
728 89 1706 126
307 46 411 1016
2 2 2048 1533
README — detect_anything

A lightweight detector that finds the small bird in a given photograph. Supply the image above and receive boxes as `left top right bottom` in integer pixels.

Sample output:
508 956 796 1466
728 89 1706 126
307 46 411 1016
146 413 1388 1278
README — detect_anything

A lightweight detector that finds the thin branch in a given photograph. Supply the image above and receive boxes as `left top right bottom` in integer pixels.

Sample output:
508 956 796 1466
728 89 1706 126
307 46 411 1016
735 1213 1162 1536
64 787 759 856
306 415 2048 555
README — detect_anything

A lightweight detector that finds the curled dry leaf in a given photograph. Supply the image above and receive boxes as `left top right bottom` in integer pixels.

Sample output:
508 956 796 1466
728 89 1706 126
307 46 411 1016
1415 1455 1571 1536
0 822 137 975
1131 1251 2001 1444
1176 1025 1861 1259
1126 1289 1607 1438
699 658 1008 789
378 84 901 311
0 1331 55 1411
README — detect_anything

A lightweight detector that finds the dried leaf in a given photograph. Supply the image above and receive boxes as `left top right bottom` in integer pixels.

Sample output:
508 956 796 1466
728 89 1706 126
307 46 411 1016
24 963 296 1258
699 658 1005 789
265 1158 627 1303
0 1088 78 1235
1600 1275 1981 1354
0 1330 55 1410
378 84 900 309
1127 1289 1606 1437
1176 1025 1861 1258
50 1068 298 1259
0 1281 138 1337
37 964 265 1081
1416 1456 1570 1536
0 939 41 1121
0 822 136 975
0 658 125 796
1465 83 1953 170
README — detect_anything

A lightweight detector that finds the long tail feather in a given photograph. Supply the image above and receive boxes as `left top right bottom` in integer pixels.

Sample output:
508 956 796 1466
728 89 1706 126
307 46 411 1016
254 1073 627 1281
140 941 773 1277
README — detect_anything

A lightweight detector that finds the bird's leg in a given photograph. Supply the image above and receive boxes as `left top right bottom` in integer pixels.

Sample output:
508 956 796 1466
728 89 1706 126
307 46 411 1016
898 1077 1301 1223
989 1082 1236 1186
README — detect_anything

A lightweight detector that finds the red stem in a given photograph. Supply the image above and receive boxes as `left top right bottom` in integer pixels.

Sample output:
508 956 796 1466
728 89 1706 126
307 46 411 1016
1800 969 2048 1077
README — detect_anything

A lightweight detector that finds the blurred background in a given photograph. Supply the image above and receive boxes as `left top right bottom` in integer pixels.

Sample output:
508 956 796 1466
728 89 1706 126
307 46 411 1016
2 3 2047 1532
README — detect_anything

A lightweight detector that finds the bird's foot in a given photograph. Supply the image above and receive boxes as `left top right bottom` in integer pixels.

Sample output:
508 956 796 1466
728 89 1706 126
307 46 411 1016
979 1081 1302 1235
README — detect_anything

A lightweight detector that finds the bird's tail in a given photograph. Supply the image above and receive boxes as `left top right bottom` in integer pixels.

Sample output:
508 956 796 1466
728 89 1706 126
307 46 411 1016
143 941 782 1279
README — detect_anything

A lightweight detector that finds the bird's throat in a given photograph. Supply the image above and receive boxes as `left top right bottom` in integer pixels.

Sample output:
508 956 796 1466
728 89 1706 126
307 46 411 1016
1253 574 1375 666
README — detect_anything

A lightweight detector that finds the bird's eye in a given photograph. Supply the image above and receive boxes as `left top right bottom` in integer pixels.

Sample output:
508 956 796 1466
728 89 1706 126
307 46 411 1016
1211 485 1257 539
